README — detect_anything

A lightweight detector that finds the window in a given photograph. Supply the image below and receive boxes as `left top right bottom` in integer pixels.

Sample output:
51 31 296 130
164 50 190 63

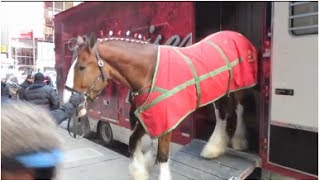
289 2 318 35
44 2 53 9
54 2 64 11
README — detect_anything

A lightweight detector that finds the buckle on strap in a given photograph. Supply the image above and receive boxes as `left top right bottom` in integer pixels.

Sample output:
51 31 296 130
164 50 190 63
98 59 104 67
94 46 107 81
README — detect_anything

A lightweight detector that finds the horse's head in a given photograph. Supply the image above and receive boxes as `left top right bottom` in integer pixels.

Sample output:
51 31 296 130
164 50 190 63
64 34 110 103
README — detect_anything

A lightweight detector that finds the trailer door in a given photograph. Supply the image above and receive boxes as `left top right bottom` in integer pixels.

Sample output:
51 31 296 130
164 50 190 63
268 2 318 178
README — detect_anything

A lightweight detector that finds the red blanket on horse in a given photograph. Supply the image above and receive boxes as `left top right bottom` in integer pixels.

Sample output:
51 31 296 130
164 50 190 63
133 31 258 138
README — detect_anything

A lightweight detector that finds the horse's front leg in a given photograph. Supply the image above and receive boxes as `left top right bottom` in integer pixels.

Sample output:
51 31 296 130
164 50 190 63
128 121 148 180
157 132 172 180
201 102 230 159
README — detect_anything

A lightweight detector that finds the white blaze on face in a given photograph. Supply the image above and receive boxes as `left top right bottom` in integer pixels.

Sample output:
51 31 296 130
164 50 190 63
63 59 77 104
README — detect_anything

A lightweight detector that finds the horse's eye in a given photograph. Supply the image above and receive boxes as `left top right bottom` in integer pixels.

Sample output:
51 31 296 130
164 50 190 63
79 66 86 71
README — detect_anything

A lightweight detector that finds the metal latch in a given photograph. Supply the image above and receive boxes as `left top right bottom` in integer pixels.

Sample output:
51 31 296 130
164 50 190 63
103 100 110 106
263 51 271 58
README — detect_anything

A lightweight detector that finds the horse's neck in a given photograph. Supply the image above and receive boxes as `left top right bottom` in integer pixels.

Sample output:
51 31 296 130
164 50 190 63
97 41 158 91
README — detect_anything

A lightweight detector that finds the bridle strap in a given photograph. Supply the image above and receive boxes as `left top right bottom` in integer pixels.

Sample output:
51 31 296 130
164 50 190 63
64 44 109 101
93 46 107 81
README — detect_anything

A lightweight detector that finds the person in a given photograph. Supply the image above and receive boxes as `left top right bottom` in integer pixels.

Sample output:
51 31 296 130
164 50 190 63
51 92 85 125
44 75 56 89
5 76 19 99
2 89 85 125
1 80 8 97
1 102 63 180
18 74 34 100
23 72 60 110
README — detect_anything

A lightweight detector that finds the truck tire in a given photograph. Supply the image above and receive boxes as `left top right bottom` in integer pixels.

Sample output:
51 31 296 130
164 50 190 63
98 121 113 146
81 116 94 138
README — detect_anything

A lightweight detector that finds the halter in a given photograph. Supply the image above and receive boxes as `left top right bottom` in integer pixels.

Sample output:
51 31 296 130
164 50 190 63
64 43 109 138
64 43 109 102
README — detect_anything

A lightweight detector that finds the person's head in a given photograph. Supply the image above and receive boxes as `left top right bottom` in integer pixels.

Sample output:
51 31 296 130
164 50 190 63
26 74 34 83
44 75 52 85
1 102 63 180
34 72 45 83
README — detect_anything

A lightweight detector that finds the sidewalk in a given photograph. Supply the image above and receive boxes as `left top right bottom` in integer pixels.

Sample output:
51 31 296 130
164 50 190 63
55 128 191 180
55 128 131 180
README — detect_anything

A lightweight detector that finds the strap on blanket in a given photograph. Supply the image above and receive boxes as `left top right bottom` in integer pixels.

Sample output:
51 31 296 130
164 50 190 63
174 48 201 108
205 41 233 96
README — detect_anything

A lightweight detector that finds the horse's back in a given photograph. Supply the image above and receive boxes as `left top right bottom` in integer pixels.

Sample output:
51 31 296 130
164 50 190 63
168 30 258 103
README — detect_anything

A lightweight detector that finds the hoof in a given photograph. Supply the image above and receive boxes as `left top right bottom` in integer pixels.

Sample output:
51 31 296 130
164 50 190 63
129 157 149 180
200 144 226 159
231 137 248 151
159 162 172 180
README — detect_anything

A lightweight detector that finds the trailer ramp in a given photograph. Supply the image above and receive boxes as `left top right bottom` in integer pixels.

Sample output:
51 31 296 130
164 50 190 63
169 139 260 180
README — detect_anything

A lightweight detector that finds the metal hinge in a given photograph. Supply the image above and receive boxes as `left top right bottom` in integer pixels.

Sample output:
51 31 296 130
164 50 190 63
264 138 268 150
267 32 271 38
262 51 271 58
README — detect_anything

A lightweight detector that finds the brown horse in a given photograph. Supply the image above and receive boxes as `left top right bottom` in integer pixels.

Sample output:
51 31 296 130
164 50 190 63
64 31 258 180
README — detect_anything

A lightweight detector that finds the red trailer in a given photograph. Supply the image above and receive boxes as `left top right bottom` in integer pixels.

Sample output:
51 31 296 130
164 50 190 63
54 2 317 179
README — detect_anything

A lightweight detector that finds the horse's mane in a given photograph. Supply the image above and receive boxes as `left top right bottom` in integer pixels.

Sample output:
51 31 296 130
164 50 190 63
97 30 149 44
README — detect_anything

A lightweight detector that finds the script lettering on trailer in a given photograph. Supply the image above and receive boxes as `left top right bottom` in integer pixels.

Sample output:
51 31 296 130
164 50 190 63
66 25 193 56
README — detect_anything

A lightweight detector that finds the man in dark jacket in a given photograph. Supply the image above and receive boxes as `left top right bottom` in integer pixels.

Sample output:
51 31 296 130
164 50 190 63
2 91 84 125
23 72 60 110
18 74 34 100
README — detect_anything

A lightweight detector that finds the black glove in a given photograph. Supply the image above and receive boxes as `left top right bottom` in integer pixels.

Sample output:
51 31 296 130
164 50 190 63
69 93 85 107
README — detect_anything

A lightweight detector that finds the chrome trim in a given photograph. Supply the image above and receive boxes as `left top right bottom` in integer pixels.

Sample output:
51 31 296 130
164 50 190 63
271 120 318 132
268 161 318 178
101 116 119 123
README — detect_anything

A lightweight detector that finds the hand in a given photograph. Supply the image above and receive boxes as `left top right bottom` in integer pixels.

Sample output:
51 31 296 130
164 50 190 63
69 93 85 107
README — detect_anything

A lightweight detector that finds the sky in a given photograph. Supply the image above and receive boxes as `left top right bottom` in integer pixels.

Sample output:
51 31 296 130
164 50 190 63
0 2 45 38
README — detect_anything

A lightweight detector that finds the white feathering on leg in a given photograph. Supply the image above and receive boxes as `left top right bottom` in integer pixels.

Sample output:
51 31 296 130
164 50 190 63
129 141 149 180
201 107 229 159
144 149 156 172
231 103 248 151
158 161 172 180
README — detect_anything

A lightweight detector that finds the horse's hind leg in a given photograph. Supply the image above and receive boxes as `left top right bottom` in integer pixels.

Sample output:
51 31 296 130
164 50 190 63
157 132 172 180
201 97 231 159
128 121 148 180
231 90 248 150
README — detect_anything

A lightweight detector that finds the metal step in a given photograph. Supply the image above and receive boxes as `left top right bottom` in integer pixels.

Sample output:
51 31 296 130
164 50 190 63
170 139 261 180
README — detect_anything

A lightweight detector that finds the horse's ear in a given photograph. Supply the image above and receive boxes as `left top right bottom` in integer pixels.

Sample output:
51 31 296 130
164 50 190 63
88 33 97 49
76 36 84 46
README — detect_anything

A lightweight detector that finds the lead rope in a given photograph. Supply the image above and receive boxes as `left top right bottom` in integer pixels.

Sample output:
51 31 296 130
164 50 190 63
67 95 88 138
